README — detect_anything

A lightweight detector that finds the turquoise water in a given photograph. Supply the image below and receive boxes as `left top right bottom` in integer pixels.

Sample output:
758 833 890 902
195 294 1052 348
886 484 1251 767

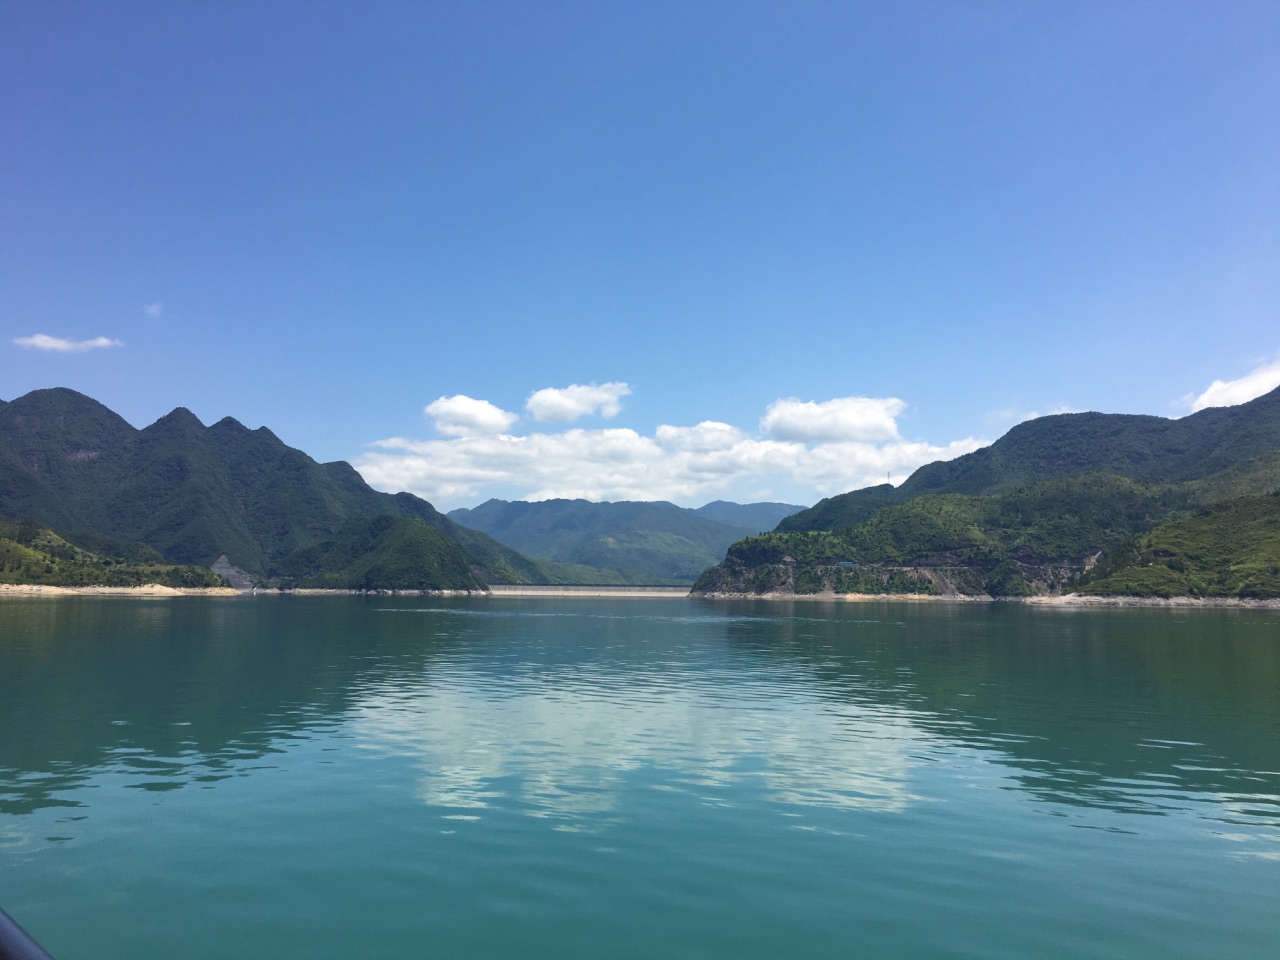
1 596 1278 959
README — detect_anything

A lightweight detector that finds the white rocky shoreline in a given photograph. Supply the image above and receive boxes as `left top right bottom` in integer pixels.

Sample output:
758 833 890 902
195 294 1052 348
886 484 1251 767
0 583 241 597
0 583 490 598
1024 593 1280 608
691 589 1280 608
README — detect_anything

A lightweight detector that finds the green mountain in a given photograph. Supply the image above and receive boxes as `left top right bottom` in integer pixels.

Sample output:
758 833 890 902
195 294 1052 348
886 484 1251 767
448 498 784 583
275 515 485 591
696 387 1280 599
0 388 568 589
0 519 224 588
697 474 1195 597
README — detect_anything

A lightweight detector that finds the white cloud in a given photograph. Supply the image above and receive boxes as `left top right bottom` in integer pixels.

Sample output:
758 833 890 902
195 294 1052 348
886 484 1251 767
424 395 518 437
13 334 122 352
986 402 1081 426
760 396 906 443
144 301 164 318
1189 356 1280 412
358 392 986 509
525 382 631 422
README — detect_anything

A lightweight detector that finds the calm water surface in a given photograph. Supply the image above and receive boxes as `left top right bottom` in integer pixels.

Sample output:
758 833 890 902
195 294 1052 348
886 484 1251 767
1 597 1277 959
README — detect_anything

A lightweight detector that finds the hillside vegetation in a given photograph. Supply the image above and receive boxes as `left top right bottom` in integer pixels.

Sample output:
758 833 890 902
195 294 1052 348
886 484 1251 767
0 519 225 588
274 516 486 591
1079 493 1280 598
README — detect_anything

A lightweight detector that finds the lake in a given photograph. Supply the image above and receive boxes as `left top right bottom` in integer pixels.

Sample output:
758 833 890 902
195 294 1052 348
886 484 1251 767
1 596 1277 959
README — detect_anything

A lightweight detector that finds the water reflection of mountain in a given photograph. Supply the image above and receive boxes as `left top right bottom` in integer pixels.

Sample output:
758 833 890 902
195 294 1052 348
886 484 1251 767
0 597 456 814
717 600 1280 826
3 598 1278 835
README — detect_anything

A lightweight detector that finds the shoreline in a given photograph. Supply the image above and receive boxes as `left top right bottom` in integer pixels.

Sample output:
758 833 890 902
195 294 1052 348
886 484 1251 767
0 583 241 597
0 584 689 599
3 582 1278 608
487 584 690 598
692 589 1280 608
694 590 979 603
1024 593 1280 609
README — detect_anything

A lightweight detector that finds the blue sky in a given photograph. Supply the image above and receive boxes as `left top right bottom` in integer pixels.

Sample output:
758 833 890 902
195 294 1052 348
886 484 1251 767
4 1 1278 509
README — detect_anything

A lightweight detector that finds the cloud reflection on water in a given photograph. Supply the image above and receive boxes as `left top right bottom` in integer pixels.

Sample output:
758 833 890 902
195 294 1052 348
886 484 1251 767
352 669 930 822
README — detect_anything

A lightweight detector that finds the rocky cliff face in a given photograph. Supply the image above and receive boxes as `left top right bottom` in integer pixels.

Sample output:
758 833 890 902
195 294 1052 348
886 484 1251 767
211 555 257 590
693 551 1099 599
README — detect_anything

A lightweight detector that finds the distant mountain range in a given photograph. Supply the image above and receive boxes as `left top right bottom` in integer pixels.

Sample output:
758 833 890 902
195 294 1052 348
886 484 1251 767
695 386 1280 599
449 498 805 583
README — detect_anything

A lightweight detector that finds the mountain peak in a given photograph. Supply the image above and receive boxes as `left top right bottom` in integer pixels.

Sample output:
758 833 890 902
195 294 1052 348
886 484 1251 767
0 387 137 448
4 387 124 419
146 407 206 434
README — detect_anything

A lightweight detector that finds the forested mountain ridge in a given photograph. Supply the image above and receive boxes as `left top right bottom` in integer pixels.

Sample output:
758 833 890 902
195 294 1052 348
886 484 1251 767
691 500 806 531
696 387 1280 599
0 388 578 588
